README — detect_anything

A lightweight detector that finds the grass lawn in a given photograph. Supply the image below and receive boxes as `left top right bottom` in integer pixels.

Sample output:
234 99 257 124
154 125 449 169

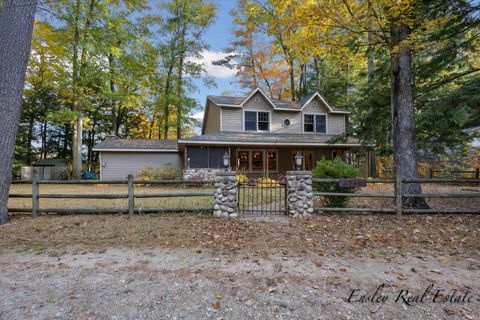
8 183 214 211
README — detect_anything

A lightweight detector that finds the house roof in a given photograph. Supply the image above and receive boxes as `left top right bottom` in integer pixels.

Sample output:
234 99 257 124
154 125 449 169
93 136 178 152
206 87 350 113
33 159 68 167
178 132 371 147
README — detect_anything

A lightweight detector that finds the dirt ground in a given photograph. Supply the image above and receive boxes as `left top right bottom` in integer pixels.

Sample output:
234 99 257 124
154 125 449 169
0 214 479 319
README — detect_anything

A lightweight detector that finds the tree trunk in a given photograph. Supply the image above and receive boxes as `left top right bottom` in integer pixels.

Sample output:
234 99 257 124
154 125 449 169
176 25 186 139
313 56 321 92
163 63 174 140
367 2 375 85
41 120 47 159
108 53 117 135
0 0 37 224
27 115 34 163
71 0 82 179
288 58 295 101
390 22 428 209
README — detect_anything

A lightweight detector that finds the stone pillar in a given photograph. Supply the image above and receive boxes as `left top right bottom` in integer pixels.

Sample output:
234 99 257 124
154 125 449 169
286 171 314 218
213 171 238 218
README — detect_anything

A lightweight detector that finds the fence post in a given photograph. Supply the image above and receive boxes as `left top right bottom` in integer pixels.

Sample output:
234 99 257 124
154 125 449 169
213 171 238 218
32 177 39 218
128 174 134 217
395 173 402 216
286 171 314 218
476 168 479 179
428 167 433 179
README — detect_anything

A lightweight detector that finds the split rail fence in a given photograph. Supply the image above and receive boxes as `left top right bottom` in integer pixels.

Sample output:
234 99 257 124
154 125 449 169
313 177 480 215
7 176 480 217
8 175 214 217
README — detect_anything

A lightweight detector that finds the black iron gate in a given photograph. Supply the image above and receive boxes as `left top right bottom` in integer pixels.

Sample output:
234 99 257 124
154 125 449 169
238 178 287 215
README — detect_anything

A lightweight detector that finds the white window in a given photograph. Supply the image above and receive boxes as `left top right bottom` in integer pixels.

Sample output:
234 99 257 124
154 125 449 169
304 114 326 133
254 96 260 102
244 111 270 131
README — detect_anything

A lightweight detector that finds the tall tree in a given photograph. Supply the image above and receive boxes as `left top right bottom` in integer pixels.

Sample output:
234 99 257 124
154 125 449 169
0 0 37 224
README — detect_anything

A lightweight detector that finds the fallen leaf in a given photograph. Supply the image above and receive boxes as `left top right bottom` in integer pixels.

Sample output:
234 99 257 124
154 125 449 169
212 302 220 310
215 293 222 300
268 287 276 293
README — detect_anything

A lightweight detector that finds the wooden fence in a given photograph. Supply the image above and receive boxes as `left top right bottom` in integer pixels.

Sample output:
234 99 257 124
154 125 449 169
8 176 480 217
8 175 214 217
427 168 480 179
313 177 480 215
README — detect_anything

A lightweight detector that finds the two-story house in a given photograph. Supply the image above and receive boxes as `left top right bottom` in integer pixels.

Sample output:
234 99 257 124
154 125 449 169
178 87 373 177
94 87 374 180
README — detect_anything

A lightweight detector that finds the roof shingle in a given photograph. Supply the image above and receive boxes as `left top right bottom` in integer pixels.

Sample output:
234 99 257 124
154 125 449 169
179 131 369 146
93 137 178 151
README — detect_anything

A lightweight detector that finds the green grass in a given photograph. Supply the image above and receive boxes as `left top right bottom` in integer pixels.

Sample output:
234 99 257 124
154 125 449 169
8 184 214 211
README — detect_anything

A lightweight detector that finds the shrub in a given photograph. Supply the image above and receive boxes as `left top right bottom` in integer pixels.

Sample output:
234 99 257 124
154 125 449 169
312 157 360 208
137 164 181 180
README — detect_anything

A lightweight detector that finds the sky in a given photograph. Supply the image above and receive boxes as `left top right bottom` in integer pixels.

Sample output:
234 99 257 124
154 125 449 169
189 0 243 124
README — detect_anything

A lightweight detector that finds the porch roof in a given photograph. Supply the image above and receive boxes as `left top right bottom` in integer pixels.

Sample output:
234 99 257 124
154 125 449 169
178 132 373 147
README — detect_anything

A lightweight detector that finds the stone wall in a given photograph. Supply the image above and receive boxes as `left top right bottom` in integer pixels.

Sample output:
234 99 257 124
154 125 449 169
213 171 238 218
183 168 221 181
286 171 314 218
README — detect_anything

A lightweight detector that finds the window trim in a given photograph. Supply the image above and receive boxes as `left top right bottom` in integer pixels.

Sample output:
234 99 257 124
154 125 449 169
302 112 328 134
282 118 291 128
242 110 271 132
236 149 278 173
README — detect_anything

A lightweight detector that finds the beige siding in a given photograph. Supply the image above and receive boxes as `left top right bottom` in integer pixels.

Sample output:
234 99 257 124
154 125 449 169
302 96 330 114
271 111 302 133
221 107 242 132
100 152 182 180
243 92 273 111
204 100 220 134
327 114 345 134
217 93 346 135
302 96 345 135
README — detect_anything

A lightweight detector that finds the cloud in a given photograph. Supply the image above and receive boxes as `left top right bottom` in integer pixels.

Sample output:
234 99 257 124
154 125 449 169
191 111 204 121
189 50 237 79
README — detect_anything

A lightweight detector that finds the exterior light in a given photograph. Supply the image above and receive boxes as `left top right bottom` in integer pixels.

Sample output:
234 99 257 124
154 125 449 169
294 152 303 171
223 151 230 171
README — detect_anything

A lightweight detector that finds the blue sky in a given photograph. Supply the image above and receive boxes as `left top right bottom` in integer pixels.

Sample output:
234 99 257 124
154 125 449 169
189 0 243 122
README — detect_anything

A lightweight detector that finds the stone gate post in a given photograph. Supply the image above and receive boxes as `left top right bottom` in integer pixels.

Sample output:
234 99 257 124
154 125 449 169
286 171 314 218
213 171 238 218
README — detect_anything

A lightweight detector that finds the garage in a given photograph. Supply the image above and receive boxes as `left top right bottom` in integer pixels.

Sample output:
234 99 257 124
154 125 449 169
93 136 182 180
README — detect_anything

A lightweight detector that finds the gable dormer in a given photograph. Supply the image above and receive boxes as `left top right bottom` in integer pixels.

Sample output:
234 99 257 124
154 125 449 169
203 88 350 135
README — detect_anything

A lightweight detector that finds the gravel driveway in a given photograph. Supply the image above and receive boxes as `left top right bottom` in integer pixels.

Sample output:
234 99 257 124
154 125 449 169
1 247 479 320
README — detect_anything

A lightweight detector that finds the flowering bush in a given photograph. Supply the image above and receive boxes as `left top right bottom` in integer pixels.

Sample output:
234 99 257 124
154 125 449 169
257 177 281 187
236 174 248 185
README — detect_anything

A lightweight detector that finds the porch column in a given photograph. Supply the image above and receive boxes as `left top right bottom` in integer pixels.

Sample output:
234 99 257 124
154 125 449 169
213 171 238 218
286 171 314 218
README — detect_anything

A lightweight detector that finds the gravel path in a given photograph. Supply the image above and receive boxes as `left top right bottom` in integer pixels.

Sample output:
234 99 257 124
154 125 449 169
0 248 478 320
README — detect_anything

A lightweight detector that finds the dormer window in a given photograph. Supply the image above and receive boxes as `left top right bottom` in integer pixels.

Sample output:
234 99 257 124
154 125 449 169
304 114 326 133
245 111 270 131
254 96 261 102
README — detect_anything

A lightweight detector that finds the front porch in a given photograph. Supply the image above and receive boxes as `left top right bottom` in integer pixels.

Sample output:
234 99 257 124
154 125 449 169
181 145 374 180
178 131 375 180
